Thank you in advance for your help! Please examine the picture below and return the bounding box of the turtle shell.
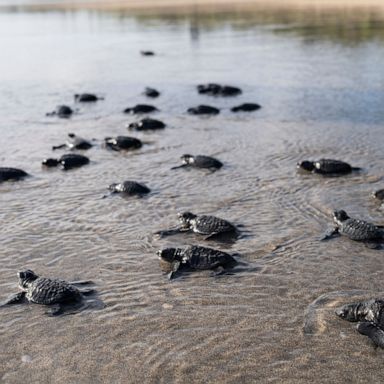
[192,155,223,169]
[0,168,29,182]
[339,218,383,241]
[314,159,352,174]
[25,277,81,305]
[191,215,236,235]
[60,154,89,170]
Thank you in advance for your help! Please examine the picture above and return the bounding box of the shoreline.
[4,0,384,13]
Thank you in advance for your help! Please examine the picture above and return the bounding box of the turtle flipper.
[46,304,63,316]
[357,322,384,349]
[52,144,66,150]
[167,261,181,280]
[364,242,381,250]
[351,167,362,172]
[170,164,188,170]
[69,280,94,286]
[1,292,26,306]
[79,288,95,296]
[320,227,339,241]
[210,266,226,276]
[154,228,183,238]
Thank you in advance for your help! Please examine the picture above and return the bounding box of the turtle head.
[156,248,179,262]
[297,161,315,172]
[177,212,197,229]
[18,270,38,290]
[180,154,194,165]
[333,210,349,224]
[68,133,76,138]
[42,158,59,167]
[335,303,359,322]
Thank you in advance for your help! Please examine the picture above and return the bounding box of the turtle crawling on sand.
[42,154,90,170]
[124,104,158,114]
[321,210,384,248]
[128,118,166,131]
[104,136,142,151]
[157,245,237,279]
[106,181,150,197]
[52,133,93,150]
[297,159,360,175]
[46,105,74,118]
[336,299,384,349]
[74,93,103,102]
[231,103,261,112]
[197,83,242,97]
[187,105,220,115]
[1,270,94,316]
[143,87,160,98]
[0,168,29,182]
[171,154,223,171]
[373,189,384,202]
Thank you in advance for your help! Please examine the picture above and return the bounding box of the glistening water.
[1,4,384,383]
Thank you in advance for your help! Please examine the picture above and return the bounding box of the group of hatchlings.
[1,58,384,349]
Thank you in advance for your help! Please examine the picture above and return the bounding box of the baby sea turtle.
[104,136,142,151]
[46,105,74,118]
[1,270,94,316]
[143,87,160,98]
[297,159,360,175]
[187,105,220,115]
[128,118,166,131]
[42,154,90,170]
[178,212,237,239]
[171,154,223,171]
[336,299,384,349]
[105,181,150,197]
[197,83,242,97]
[0,167,29,182]
[124,104,158,114]
[373,189,384,201]
[141,50,155,56]
[322,210,384,247]
[157,245,237,279]
[231,103,261,112]
[52,133,93,150]
[74,93,104,102]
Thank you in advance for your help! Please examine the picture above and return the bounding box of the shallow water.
[1,4,384,383]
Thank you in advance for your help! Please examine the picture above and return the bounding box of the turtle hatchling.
[42,154,90,170]
[52,133,93,150]
[104,136,142,151]
[231,103,261,112]
[123,104,158,114]
[106,180,150,197]
[178,212,237,239]
[143,87,160,98]
[1,270,94,316]
[46,105,74,118]
[157,245,237,279]
[336,299,384,349]
[0,167,29,182]
[297,159,360,175]
[373,189,384,202]
[74,93,104,102]
[187,105,220,115]
[171,154,223,171]
[128,118,166,131]
[197,83,242,97]
[322,210,384,247]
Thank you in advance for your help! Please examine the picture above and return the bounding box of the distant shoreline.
[4,0,384,13]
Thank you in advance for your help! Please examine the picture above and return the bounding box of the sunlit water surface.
[1,4,384,383]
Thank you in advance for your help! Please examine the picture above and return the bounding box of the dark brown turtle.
[143,87,160,98]
[42,154,90,170]
[74,93,104,102]
[297,159,360,175]
[46,105,74,118]
[0,168,29,182]
[187,105,220,115]
[124,104,158,114]
[127,118,166,131]
[231,103,261,112]
[52,133,93,150]
[104,136,142,151]
[157,245,237,279]
[197,83,242,97]
[104,181,150,198]
[171,154,223,171]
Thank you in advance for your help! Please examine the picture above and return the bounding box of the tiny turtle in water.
[42,154,90,170]
[231,103,261,112]
[46,105,74,118]
[297,159,360,175]
[52,133,93,150]
[0,168,29,182]
[124,104,158,114]
[171,154,223,171]
[105,181,150,197]
[143,87,160,98]
[157,245,237,279]
[321,210,384,248]
[74,93,104,102]
[128,118,166,131]
[197,83,242,97]
[1,270,94,316]
[373,189,384,201]
[104,136,142,151]
[187,105,220,115]
[178,212,237,239]
[141,50,155,56]
[336,299,384,349]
